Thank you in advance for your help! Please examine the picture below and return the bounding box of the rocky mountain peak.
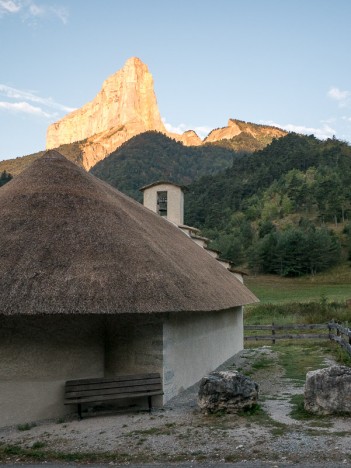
[204,119,287,144]
[46,57,166,168]
[45,58,287,170]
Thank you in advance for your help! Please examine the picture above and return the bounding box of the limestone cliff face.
[204,119,287,144]
[46,58,287,170]
[46,57,167,168]
[167,130,202,146]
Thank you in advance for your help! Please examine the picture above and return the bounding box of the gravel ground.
[0,346,350,466]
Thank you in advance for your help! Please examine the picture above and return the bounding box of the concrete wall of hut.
[0,316,105,428]
[162,307,243,402]
[104,314,163,375]
[104,314,164,408]
[0,310,243,426]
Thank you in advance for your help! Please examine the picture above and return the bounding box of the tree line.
[90,131,236,201]
[185,134,351,276]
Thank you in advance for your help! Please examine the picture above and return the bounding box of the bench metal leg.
[78,403,82,420]
[148,396,152,412]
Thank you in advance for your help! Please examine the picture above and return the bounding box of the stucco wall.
[0,309,243,425]
[162,307,243,402]
[142,183,184,225]
[104,314,164,408]
[0,316,105,428]
[104,314,163,376]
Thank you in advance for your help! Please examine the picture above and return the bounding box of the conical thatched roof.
[0,150,258,315]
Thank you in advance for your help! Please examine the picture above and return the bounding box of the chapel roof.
[139,180,187,192]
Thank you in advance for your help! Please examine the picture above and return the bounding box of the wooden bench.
[64,373,163,419]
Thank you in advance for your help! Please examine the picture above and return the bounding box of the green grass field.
[245,264,351,305]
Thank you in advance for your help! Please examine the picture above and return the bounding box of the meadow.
[245,264,351,305]
[244,265,351,367]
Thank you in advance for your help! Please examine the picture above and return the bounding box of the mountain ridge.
[90,131,237,201]
[45,57,287,169]
[204,118,287,145]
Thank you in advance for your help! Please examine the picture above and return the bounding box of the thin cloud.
[0,0,68,24]
[50,5,68,24]
[162,118,210,139]
[193,125,212,139]
[29,2,44,17]
[0,101,57,118]
[327,87,350,108]
[162,119,187,135]
[0,84,75,113]
[0,0,20,14]
[260,120,336,140]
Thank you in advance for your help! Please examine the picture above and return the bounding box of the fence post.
[272,322,275,345]
[328,321,332,341]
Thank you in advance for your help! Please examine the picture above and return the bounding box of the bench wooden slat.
[65,383,162,399]
[64,373,163,418]
[65,390,163,405]
[66,373,160,386]
[65,378,161,393]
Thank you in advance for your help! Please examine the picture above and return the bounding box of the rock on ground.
[198,370,259,414]
[304,365,351,415]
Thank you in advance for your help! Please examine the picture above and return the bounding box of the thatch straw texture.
[0,151,258,315]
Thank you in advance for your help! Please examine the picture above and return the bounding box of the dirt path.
[0,345,350,466]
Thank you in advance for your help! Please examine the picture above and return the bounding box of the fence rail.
[245,324,327,331]
[244,322,351,356]
[328,322,351,356]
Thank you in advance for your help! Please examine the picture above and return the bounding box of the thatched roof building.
[0,150,257,315]
[0,150,258,427]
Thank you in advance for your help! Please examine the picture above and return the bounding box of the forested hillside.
[90,131,236,201]
[185,134,351,276]
[2,129,350,277]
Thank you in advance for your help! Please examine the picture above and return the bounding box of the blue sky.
[1,0,350,160]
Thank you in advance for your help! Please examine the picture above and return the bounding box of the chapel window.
[157,191,167,217]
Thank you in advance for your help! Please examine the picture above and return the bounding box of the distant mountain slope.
[0,121,281,180]
[208,131,270,153]
[185,134,351,275]
[0,151,46,176]
[204,119,287,148]
[0,142,85,176]
[90,131,237,201]
[45,57,287,168]
[186,133,351,228]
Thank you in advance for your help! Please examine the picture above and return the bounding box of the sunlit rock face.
[204,119,287,144]
[46,58,287,170]
[167,129,202,146]
[46,57,167,168]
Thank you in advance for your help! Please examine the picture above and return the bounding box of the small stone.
[198,370,259,414]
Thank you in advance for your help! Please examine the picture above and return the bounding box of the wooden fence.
[328,322,351,356]
[244,322,351,356]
